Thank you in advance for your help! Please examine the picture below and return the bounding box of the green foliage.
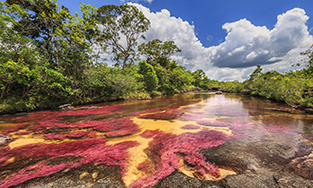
[138,39,181,68]
[237,65,313,108]
[153,61,194,94]
[192,69,212,90]
[138,60,158,92]
[300,44,313,68]
[96,4,150,68]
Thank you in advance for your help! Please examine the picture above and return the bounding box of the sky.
[60,0,313,81]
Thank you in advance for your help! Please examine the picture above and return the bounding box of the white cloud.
[126,4,313,81]
[121,0,154,4]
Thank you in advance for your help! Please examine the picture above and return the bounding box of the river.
[0,93,313,188]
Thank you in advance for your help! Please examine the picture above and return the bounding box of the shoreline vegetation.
[0,1,313,115]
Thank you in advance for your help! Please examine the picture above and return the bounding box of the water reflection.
[0,93,313,187]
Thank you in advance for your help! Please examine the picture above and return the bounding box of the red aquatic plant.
[0,138,139,188]
[131,130,228,188]
[28,118,140,139]
[60,105,124,116]
[44,131,98,140]
[139,112,180,120]
[1,124,30,135]
[14,131,30,135]
[196,120,229,127]
[181,124,201,130]
[92,118,137,132]
[4,105,125,125]
[140,129,162,138]
[0,162,68,188]
[44,133,66,140]
[0,138,108,166]
[137,160,154,175]
[130,108,163,116]
[65,131,98,139]
[27,120,71,130]
[178,113,206,121]
[106,126,140,138]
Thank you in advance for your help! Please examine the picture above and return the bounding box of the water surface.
[0,93,312,187]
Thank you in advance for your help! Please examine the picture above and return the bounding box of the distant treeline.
[215,64,313,109]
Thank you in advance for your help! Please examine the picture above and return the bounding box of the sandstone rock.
[76,106,99,110]
[59,104,75,111]
[215,91,223,94]
[286,152,313,180]
[0,134,11,145]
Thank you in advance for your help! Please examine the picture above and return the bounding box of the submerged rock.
[0,134,11,145]
[59,104,74,111]
[215,91,223,94]
[286,151,313,180]
[75,106,99,110]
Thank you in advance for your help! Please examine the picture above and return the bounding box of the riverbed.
[0,93,313,187]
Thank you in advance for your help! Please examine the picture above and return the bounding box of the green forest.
[1,0,313,114]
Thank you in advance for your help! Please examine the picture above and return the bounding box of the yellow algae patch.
[203,168,236,181]
[8,134,62,148]
[133,117,232,136]
[124,137,153,186]
[9,138,47,148]
[3,157,16,166]
[106,134,153,186]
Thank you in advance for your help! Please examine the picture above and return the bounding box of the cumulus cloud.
[210,8,311,69]
[121,0,153,4]
[129,3,207,70]
[127,4,313,80]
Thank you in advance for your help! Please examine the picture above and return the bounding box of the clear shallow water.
[0,93,312,187]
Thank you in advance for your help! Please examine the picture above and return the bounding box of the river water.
[0,93,312,187]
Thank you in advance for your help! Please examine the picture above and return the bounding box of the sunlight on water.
[0,93,312,188]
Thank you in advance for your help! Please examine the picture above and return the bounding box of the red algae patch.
[0,138,139,188]
[178,113,207,121]
[139,112,180,120]
[181,124,201,130]
[140,130,162,138]
[137,160,154,175]
[130,130,228,188]
[44,131,98,140]
[0,162,68,188]
[14,131,30,135]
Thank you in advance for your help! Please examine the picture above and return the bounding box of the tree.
[138,60,158,92]
[5,0,70,69]
[301,44,313,68]
[249,65,263,81]
[138,39,181,68]
[96,4,150,68]
[192,69,210,90]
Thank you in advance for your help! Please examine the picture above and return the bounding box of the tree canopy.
[96,4,150,68]
[138,39,181,68]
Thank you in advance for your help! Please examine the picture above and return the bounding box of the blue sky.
[60,0,313,81]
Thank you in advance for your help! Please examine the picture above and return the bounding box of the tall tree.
[96,4,150,68]
[6,0,70,69]
[301,44,313,69]
[138,39,181,68]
